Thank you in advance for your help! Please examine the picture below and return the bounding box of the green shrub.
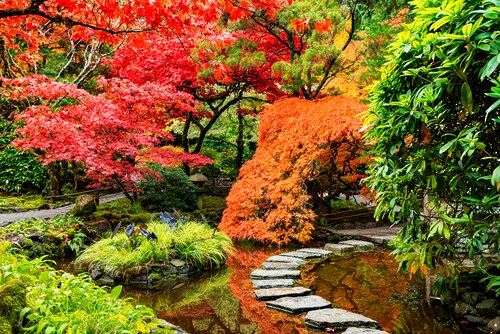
[138,166,197,212]
[0,215,88,257]
[0,251,175,334]
[76,221,233,272]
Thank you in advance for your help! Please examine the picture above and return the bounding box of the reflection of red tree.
[227,248,308,334]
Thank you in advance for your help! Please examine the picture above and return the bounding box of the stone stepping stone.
[339,240,375,251]
[265,255,306,264]
[252,279,295,289]
[305,308,381,331]
[266,295,331,315]
[254,287,311,301]
[343,328,390,334]
[324,243,355,255]
[261,262,302,270]
[296,248,333,256]
[250,269,301,280]
[280,251,323,259]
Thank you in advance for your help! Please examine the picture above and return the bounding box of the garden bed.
[76,218,233,289]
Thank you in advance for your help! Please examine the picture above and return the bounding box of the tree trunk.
[114,178,134,205]
[48,161,62,197]
[182,112,192,153]
[235,114,245,169]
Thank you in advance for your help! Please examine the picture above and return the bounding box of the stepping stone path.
[250,269,301,279]
[267,295,331,315]
[254,287,311,301]
[306,308,382,330]
[250,241,390,333]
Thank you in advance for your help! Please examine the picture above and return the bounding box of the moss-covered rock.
[70,194,97,217]
[0,316,13,334]
[0,279,27,333]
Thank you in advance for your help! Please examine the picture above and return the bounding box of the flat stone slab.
[305,308,381,330]
[261,262,302,270]
[343,328,389,334]
[279,251,323,259]
[324,243,355,255]
[296,248,333,256]
[339,240,375,251]
[254,287,311,301]
[250,269,301,280]
[265,255,306,264]
[266,295,331,315]
[252,279,295,289]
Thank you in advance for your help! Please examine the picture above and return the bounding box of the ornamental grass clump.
[75,220,233,273]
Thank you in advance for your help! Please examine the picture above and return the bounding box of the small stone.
[365,223,377,229]
[343,328,390,334]
[254,287,311,301]
[355,223,366,229]
[252,279,295,289]
[266,255,306,264]
[261,262,302,270]
[280,251,323,259]
[488,316,500,334]
[94,276,114,286]
[454,302,474,316]
[296,248,333,256]
[250,269,301,280]
[266,295,331,315]
[305,308,381,330]
[464,315,490,326]
[324,243,355,255]
[170,259,186,268]
[339,240,375,251]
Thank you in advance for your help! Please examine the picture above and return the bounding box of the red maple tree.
[1,74,212,199]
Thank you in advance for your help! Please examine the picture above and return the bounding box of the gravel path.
[0,193,126,226]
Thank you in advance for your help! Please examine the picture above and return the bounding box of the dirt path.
[0,193,126,226]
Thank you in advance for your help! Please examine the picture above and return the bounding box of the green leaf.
[439,138,456,154]
[481,54,500,80]
[491,165,500,191]
[110,285,123,299]
[461,82,473,113]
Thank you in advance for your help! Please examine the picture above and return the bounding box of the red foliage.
[1,74,212,187]
[220,96,369,245]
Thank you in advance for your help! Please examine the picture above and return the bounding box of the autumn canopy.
[220,96,368,245]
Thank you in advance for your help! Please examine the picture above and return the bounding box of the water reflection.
[124,246,464,334]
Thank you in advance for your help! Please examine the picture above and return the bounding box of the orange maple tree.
[219,96,368,244]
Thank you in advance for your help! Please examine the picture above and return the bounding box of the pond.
[111,245,470,334]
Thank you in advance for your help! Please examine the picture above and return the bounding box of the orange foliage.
[220,96,369,245]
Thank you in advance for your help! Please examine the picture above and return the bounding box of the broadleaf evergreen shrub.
[138,165,197,212]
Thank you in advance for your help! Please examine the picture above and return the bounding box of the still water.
[121,246,467,334]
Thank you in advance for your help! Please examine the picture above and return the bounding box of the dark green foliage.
[0,215,88,257]
[0,115,47,193]
[366,0,500,295]
[138,166,197,212]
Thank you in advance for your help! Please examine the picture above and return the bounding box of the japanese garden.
[0,0,498,333]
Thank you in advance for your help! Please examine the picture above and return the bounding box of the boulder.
[70,194,97,217]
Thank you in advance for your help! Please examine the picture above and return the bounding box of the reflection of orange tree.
[227,248,308,334]
[313,251,412,332]
[220,96,369,245]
